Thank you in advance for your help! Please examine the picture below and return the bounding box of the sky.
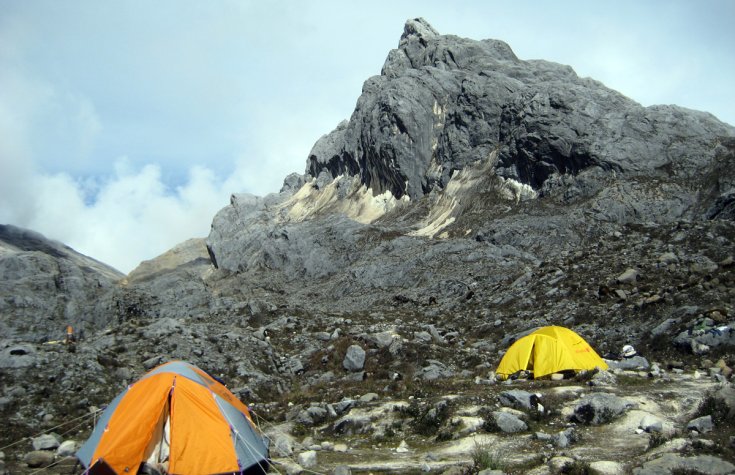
[1,1,733,273]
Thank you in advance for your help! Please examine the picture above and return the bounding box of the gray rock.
[413,331,433,343]
[651,318,679,337]
[617,268,639,284]
[0,345,38,369]
[710,385,735,419]
[590,370,617,386]
[142,355,165,370]
[271,433,296,457]
[333,466,352,475]
[0,225,123,341]
[368,331,396,349]
[573,393,634,424]
[554,427,578,448]
[632,453,735,475]
[306,406,328,424]
[333,413,372,435]
[607,356,650,371]
[297,450,317,468]
[639,415,664,433]
[588,461,625,475]
[32,433,61,451]
[427,324,446,344]
[56,440,78,457]
[687,415,714,433]
[141,317,183,339]
[333,399,356,415]
[488,411,527,433]
[342,345,366,372]
[417,361,454,381]
[498,389,540,411]
[23,450,54,468]
[359,393,379,403]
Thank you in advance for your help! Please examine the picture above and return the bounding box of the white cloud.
[17,160,234,274]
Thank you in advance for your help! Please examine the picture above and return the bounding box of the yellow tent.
[496,326,608,379]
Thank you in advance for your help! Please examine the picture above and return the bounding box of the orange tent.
[77,361,269,474]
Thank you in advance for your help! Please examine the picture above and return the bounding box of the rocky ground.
[1,217,735,474]
[2,17,735,475]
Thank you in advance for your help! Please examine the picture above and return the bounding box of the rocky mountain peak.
[400,17,439,42]
[309,19,734,202]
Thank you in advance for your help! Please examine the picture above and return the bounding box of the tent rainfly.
[495,326,608,379]
[77,361,269,475]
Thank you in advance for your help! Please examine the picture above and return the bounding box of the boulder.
[23,450,54,468]
[56,440,78,457]
[297,450,317,468]
[333,414,372,435]
[710,385,735,419]
[498,389,540,411]
[616,268,639,284]
[553,428,578,448]
[572,393,634,424]
[32,433,61,451]
[687,415,713,433]
[639,414,664,433]
[417,360,454,380]
[632,453,735,475]
[359,393,379,403]
[488,411,527,433]
[333,466,352,475]
[342,345,366,372]
[589,460,625,475]
[607,356,650,370]
[590,370,617,386]
[271,433,296,456]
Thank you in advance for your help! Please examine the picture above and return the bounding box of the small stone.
[396,440,409,453]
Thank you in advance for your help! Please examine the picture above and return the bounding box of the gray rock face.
[573,393,634,425]
[206,192,365,276]
[307,18,733,205]
[0,225,123,341]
